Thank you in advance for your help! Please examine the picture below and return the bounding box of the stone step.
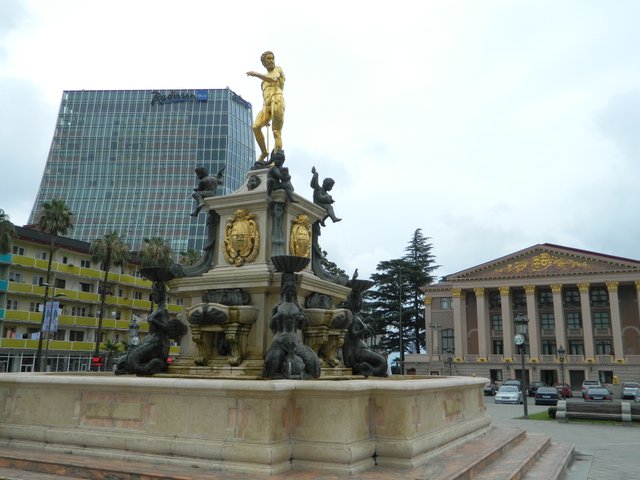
[473,432,550,480]
[418,426,527,479]
[523,441,575,480]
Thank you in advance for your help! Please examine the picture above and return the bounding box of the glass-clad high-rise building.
[29,88,255,253]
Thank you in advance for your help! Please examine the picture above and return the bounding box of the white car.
[495,385,523,404]
[621,382,639,400]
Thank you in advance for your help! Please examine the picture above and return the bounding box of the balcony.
[594,328,611,336]
[567,328,583,336]
[0,253,11,264]
[541,328,555,336]
[491,329,503,337]
[0,279,7,292]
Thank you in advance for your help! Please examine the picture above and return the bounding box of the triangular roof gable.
[446,244,640,281]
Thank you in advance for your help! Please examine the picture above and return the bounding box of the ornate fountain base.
[0,373,489,475]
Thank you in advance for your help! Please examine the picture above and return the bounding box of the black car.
[484,382,497,396]
[534,386,560,405]
[528,381,545,397]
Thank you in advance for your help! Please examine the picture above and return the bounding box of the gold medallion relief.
[223,209,260,266]
[289,214,312,258]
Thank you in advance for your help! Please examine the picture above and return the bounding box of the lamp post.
[447,348,454,376]
[558,346,566,399]
[513,313,529,419]
[34,281,52,372]
[397,271,404,375]
[42,282,66,372]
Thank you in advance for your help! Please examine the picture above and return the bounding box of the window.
[492,340,503,355]
[71,306,87,317]
[541,340,556,355]
[133,291,143,300]
[490,314,502,332]
[490,369,503,382]
[441,328,454,353]
[590,287,608,306]
[69,330,84,342]
[593,312,610,329]
[540,313,555,330]
[569,341,584,355]
[563,288,580,307]
[9,272,22,282]
[176,298,184,306]
[599,371,613,384]
[39,251,48,260]
[55,278,66,289]
[32,276,44,286]
[12,246,25,255]
[513,291,526,308]
[6,299,18,310]
[62,256,68,264]
[566,312,582,329]
[29,302,41,312]
[538,290,553,307]
[439,297,451,310]
[80,259,91,268]
[595,340,612,355]
[80,282,94,293]
[489,291,501,309]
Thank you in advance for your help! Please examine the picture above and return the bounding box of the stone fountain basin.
[305,308,351,328]
[188,303,259,325]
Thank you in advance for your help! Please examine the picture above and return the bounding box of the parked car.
[534,386,561,406]
[528,381,545,397]
[502,379,522,391]
[635,389,640,403]
[581,379,601,398]
[621,382,640,400]
[484,381,498,396]
[583,386,613,401]
[495,385,523,404]
[554,383,573,398]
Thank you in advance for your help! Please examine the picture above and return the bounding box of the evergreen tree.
[364,229,438,369]
[402,229,439,352]
[0,209,17,254]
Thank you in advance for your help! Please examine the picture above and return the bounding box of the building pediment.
[446,244,640,281]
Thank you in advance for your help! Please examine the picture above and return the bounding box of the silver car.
[621,382,639,400]
[495,385,523,404]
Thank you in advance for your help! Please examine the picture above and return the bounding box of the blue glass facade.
[29,88,254,253]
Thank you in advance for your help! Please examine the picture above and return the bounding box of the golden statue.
[247,51,285,162]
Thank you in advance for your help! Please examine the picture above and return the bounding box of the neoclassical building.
[406,244,640,387]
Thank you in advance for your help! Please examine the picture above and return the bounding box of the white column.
[551,284,567,356]
[474,288,489,359]
[525,285,540,359]
[578,283,595,359]
[424,297,435,357]
[500,286,513,360]
[607,281,624,361]
[452,288,466,357]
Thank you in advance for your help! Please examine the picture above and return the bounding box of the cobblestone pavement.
[484,397,640,480]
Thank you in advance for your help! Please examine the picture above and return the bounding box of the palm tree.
[140,237,174,268]
[179,249,201,266]
[90,231,130,358]
[35,199,74,371]
[0,208,17,254]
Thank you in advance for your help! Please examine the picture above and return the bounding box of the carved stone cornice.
[524,285,536,295]
[499,286,510,296]
[473,288,485,297]
[578,283,590,293]
[550,284,563,294]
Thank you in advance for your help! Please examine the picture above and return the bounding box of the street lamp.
[397,270,404,375]
[513,313,529,419]
[34,280,52,372]
[447,348,454,376]
[557,345,566,399]
[42,282,66,372]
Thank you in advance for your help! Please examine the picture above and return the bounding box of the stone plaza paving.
[485,397,640,480]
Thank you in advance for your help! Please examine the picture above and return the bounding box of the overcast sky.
[1,0,639,281]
